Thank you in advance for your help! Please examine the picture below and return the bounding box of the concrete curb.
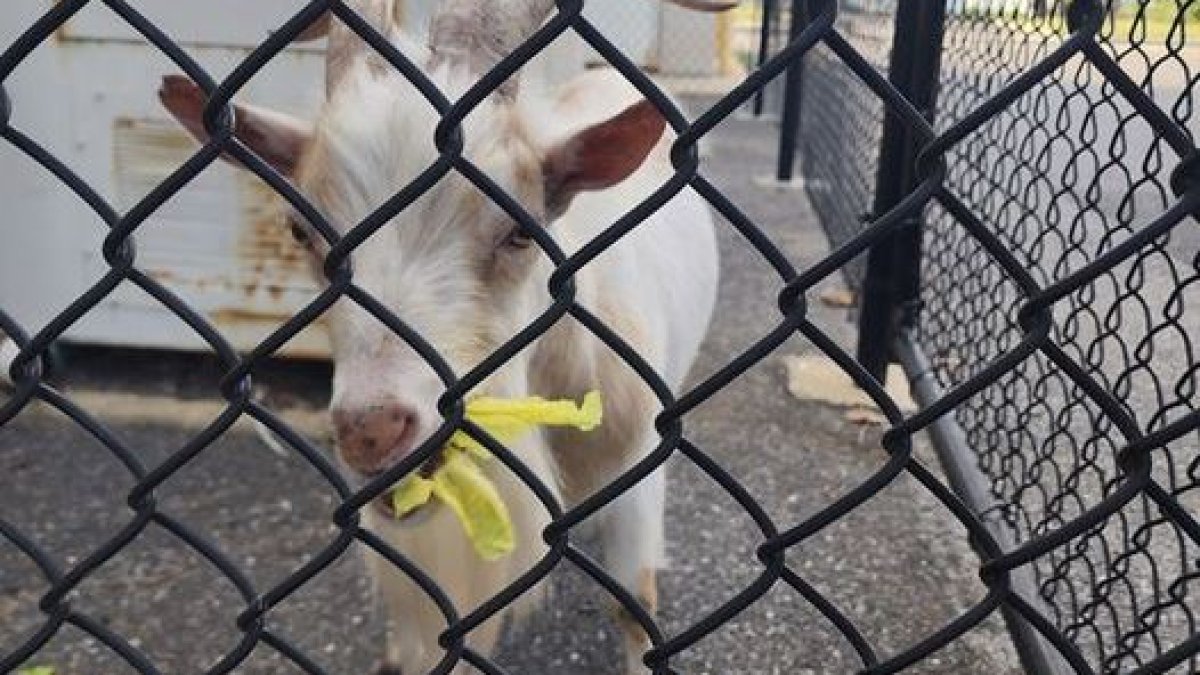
[22,388,331,439]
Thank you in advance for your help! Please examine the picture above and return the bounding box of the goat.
[159,1,725,672]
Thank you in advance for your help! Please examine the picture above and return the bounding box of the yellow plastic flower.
[391,392,603,560]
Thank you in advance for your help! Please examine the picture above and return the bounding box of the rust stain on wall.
[111,115,329,357]
[234,173,324,302]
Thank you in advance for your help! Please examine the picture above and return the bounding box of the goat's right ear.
[158,75,313,177]
[541,99,667,218]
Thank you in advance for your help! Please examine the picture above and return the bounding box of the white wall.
[658,4,719,77]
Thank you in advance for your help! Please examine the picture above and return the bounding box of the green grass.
[956,0,1198,42]
[1109,0,1199,42]
[726,1,1197,49]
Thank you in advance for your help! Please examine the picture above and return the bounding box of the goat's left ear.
[159,75,313,177]
[542,99,667,216]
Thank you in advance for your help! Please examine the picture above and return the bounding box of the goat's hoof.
[372,663,403,675]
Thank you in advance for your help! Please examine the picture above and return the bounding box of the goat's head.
[161,0,734,485]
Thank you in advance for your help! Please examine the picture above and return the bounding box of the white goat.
[160,2,724,672]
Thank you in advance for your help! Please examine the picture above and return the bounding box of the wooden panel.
[59,0,320,50]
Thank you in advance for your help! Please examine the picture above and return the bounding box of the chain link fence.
[794,0,894,289]
[912,1,1200,672]
[747,0,896,290]
[794,0,1200,672]
[582,1,737,77]
[1,1,1198,674]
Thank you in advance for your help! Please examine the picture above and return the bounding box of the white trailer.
[0,1,724,359]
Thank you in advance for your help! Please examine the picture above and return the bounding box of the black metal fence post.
[791,0,1200,671]
[855,0,946,382]
[773,0,806,181]
[750,0,778,116]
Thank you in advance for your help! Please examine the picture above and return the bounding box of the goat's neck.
[525,213,601,400]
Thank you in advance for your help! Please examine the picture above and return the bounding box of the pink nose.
[331,401,418,475]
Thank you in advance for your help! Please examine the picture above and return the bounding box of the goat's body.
[365,69,718,674]
[161,6,722,667]
[535,107,719,499]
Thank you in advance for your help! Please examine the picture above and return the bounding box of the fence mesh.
[915,1,1200,672]
[0,1,1197,675]
[795,0,895,290]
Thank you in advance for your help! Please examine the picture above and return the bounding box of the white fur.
[0,337,17,385]
[185,14,719,675]
[311,56,719,675]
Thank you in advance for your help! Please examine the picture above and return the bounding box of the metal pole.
[751,0,777,116]
[774,0,805,182]
[856,0,946,382]
[896,331,1077,675]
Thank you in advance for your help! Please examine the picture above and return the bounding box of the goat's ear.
[542,99,666,216]
[158,75,312,177]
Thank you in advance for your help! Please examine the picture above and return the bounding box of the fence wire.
[795,0,895,290]
[914,1,1200,673]
[0,2,1197,675]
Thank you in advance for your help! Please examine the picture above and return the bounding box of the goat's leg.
[370,553,461,675]
[369,549,507,675]
[602,464,667,674]
[364,509,509,675]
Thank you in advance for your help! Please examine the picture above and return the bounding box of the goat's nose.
[331,401,419,475]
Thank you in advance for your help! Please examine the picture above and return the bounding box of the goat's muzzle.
[332,399,419,477]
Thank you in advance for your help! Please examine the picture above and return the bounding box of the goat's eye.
[500,225,533,250]
[287,218,310,245]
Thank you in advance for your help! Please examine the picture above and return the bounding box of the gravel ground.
[1,102,1024,674]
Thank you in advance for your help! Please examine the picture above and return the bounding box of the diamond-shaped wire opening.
[3,0,1199,674]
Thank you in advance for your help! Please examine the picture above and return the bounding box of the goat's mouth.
[370,496,440,527]
[366,451,448,520]
[372,497,396,518]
